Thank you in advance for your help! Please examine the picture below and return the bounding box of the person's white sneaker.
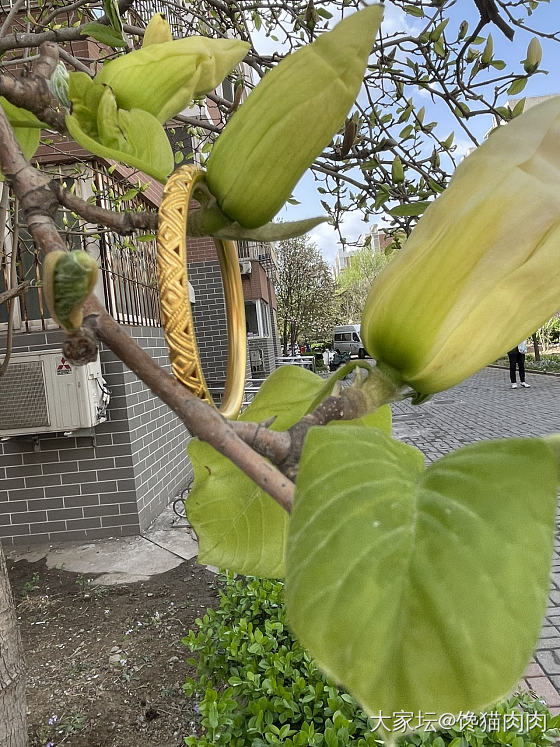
[511,383,518,389]
[521,382,531,388]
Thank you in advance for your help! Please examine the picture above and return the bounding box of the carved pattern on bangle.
[157,165,246,419]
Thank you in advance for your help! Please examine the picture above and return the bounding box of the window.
[245,300,270,338]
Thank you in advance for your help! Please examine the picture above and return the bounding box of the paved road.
[391,366,560,711]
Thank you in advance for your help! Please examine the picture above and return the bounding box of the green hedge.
[183,574,559,746]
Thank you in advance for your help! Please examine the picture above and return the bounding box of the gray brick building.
[0,173,279,547]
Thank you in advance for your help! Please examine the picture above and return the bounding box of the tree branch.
[0,97,296,514]
[0,42,66,133]
[49,181,159,234]
[0,282,29,307]
[473,0,515,40]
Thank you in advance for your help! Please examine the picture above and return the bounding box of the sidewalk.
[392,366,560,713]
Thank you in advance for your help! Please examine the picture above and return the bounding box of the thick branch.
[0,42,66,133]
[232,364,406,481]
[473,0,515,40]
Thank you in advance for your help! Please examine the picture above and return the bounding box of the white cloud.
[382,2,423,36]
[309,211,377,267]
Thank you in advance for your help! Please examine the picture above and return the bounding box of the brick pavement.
[390,366,560,712]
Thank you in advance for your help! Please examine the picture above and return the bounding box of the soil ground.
[7,555,218,746]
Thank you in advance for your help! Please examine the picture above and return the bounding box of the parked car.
[333,324,367,358]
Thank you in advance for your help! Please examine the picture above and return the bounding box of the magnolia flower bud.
[142,13,173,46]
[524,37,542,74]
[95,36,249,123]
[43,251,98,331]
[361,95,560,396]
[206,5,384,229]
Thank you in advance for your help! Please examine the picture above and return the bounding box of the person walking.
[508,340,530,389]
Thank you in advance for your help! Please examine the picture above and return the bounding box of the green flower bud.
[94,36,249,124]
[43,250,98,331]
[142,13,173,46]
[481,34,493,65]
[361,95,560,396]
[391,154,404,183]
[48,62,70,109]
[524,37,542,74]
[206,5,384,229]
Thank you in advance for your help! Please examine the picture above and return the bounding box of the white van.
[333,324,367,358]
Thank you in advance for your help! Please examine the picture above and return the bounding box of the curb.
[488,364,560,378]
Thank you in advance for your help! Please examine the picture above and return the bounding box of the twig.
[0,0,138,53]
[49,181,158,234]
[0,282,29,307]
[0,0,27,39]
[58,46,92,75]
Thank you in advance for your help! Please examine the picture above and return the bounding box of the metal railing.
[95,168,161,327]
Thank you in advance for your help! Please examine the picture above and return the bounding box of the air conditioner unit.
[239,260,252,275]
[0,350,110,437]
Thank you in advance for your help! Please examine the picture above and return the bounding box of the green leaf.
[80,21,127,47]
[329,405,391,434]
[187,366,326,578]
[0,96,46,129]
[508,77,528,95]
[187,439,288,578]
[0,97,44,177]
[103,0,123,33]
[286,429,557,718]
[240,366,325,429]
[66,76,173,182]
[210,216,329,242]
[404,5,424,17]
[389,201,431,217]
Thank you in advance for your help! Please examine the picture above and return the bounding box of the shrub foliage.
[183,574,559,746]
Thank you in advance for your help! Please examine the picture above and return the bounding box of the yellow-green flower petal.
[361,95,560,395]
[95,36,249,123]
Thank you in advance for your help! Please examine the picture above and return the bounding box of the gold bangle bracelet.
[157,165,246,419]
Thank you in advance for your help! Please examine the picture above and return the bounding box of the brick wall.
[0,327,192,547]
[189,260,229,387]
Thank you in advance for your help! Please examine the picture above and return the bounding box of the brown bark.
[532,333,541,362]
[0,545,27,747]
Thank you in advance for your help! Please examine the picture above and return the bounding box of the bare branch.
[49,181,159,234]
[0,42,66,133]
[0,282,29,307]
[0,0,27,39]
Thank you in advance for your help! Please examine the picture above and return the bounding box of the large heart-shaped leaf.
[286,427,558,719]
[187,366,327,578]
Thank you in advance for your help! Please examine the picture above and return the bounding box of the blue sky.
[270,1,560,264]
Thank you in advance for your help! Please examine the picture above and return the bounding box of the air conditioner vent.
[0,350,109,436]
[0,361,49,430]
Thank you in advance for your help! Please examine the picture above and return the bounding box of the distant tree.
[275,237,337,355]
[336,243,396,323]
